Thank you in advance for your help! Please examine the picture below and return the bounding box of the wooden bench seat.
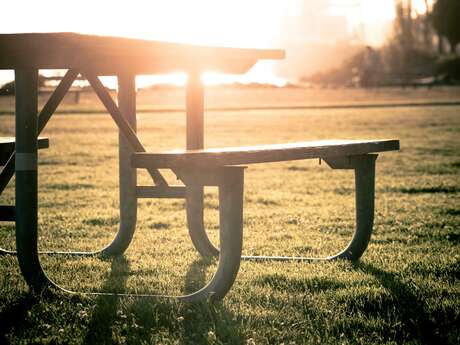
[132,139,400,169]
[0,136,49,165]
[131,138,399,265]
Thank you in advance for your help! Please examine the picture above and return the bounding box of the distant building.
[281,0,349,45]
[276,0,360,82]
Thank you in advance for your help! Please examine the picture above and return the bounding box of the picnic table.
[0,33,399,301]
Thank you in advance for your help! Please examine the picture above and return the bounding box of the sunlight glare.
[0,0,288,86]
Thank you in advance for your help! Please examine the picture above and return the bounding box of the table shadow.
[180,257,244,344]
[82,255,243,344]
[354,261,452,344]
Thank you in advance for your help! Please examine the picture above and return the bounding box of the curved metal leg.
[186,186,219,257]
[18,165,244,302]
[40,73,138,257]
[184,72,219,258]
[326,154,376,260]
[5,73,138,259]
[100,73,137,256]
[187,154,377,262]
[179,167,244,301]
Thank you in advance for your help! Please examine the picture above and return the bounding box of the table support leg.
[101,73,138,256]
[185,72,218,256]
[15,68,50,292]
[15,165,244,301]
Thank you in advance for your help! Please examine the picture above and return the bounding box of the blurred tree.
[423,0,432,49]
[0,75,47,96]
[394,0,414,50]
[431,0,460,54]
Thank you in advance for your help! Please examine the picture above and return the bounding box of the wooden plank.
[38,69,79,133]
[132,139,400,169]
[84,72,167,186]
[0,137,49,152]
[0,33,284,75]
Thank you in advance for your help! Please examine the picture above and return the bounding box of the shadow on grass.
[83,256,243,344]
[354,262,456,344]
[84,256,130,345]
[0,294,37,344]
[395,186,460,194]
[255,273,346,293]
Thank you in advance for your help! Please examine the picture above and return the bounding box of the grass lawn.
[0,87,459,344]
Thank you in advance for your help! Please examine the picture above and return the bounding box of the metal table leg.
[1,70,78,256]
[16,162,244,301]
[15,68,50,292]
[12,70,244,300]
[176,166,245,301]
[184,72,219,257]
[100,73,138,256]
[2,71,138,258]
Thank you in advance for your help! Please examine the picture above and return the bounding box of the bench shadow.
[83,256,130,345]
[354,262,453,344]
[122,256,244,344]
[180,257,244,344]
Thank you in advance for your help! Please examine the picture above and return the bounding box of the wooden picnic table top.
[0,33,284,75]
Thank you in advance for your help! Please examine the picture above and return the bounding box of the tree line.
[306,0,460,87]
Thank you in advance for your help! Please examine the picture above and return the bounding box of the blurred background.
[0,0,459,90]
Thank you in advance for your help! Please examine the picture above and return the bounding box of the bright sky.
[0,0,430,86]
[330,0,395,24]
[0,0,286,47]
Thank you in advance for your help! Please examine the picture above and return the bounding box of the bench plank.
[132,139,400,169]
[0,137,49,165]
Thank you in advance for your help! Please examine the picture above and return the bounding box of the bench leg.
[242,154,377,261]
[12,72,139,295]
[184,72,220,257]
[186,155,377,262]
[326,154,377,260]
[186,186,219,257]
[179,167,244,301]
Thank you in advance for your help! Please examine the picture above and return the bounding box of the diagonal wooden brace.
[83,71,167,186]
